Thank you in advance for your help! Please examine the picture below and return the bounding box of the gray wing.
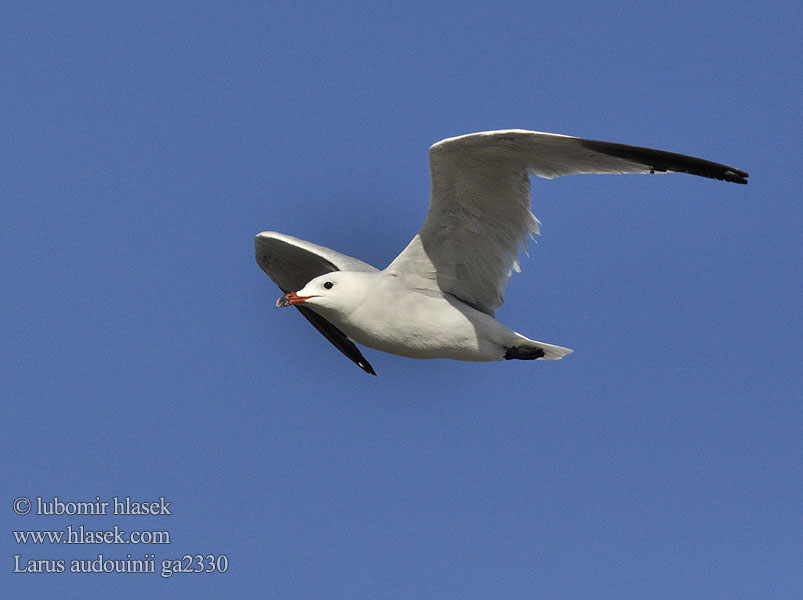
[255,231,379,375]
[386,130,749,315]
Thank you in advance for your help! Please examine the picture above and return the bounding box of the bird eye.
[323,281,334,289]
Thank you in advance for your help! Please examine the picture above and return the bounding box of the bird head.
[276,271,372,317]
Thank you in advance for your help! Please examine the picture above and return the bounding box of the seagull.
[256,130,748,375]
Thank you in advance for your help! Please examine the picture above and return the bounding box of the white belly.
[322,291,512,361]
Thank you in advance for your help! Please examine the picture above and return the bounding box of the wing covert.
[386,130,748,314]
[255,232,378,375]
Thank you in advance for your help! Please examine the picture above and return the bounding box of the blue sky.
[2,2,800,598]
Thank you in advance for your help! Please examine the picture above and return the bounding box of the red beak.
[276,292,315,308]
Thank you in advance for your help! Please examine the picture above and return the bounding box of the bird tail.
[505,334,573,360]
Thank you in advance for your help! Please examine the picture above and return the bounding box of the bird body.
[279,270,568,362]
[256,130,748,375]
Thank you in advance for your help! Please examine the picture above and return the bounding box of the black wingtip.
[294,305,378,376]
[722,169,749,185]
[360,361,377,376]
[580,139,749,185]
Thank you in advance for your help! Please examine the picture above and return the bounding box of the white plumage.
[256,130,748,375]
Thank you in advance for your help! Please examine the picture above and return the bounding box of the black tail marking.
[504,346,546,360]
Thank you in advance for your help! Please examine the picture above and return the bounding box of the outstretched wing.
[255,231,379,375]
[386,130,748,315]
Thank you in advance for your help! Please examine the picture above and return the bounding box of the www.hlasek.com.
[12,495,228,578]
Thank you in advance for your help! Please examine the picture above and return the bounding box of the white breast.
[324,282,513,361]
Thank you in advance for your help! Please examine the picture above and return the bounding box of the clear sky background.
[3,2,800,598]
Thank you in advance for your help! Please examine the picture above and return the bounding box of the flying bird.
[255,130,748,375]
